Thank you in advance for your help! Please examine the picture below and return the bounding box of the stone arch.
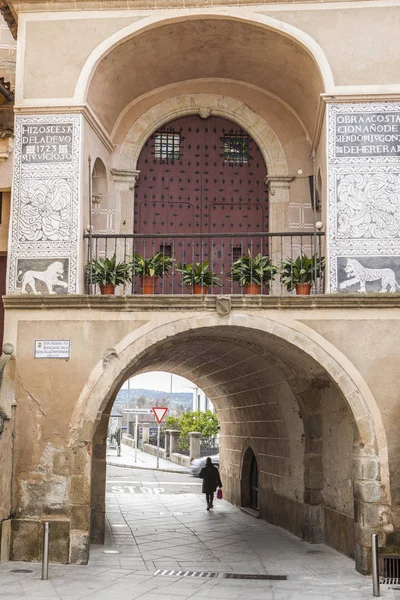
[68,313,390,572]
[68,313,389,499]
[113,94,287,176]
[112,93,289,234]
[75,11,335,104]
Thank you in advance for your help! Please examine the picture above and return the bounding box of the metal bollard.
[41,521,50,581]
[371,533,380,597]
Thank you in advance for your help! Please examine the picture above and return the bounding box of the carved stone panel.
[8,114,81,294]
[328,103,400,292]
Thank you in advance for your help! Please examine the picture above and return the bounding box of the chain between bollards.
[371,533,380,597]
[41,521,50,581]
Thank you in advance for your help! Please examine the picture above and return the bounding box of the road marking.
[106,481,200,485]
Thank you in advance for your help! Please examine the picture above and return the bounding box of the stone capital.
[110,168,140,189]
[265,174,294,195]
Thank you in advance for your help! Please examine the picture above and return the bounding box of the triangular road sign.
[152,406,168,424]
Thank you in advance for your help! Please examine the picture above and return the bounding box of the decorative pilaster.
[110,168,140,235]
[8,114,81,294]
[264,174,293,232]
[327,102,400,293]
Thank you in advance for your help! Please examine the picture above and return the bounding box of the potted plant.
[87,255,132,295]
[132,252,174,294]
[227,250,278,294]
[176,261,221,294]
[280,253,325,295]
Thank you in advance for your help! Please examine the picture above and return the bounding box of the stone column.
[264,175,293,295]
[327,101,400,294]
[169,430,180,456]
[142,423,150,445]
[189,431,202,460]
[8,114,82,294]
[164,429,171,457]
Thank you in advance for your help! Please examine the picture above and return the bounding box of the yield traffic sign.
[152,406,168,424]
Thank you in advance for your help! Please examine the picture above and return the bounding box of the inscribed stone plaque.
[335,112,400,158]
[21,123,73,164]
[328,103,400,293]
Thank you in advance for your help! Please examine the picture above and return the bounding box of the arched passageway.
[69,316,388,574]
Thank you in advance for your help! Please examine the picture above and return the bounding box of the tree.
[164,410,219,451]
[136,394,147,408]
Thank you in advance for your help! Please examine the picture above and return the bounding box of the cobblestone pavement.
[1,466,399,600]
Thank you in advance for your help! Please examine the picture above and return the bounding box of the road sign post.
[152,407,169,469]
[157,423,160,469]
[135,414,139,462]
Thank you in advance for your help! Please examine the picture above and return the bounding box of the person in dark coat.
[199,457,222,510]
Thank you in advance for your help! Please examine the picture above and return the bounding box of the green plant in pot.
[87,255,132,295]
[132,252,174,294]
[227,250,278,294]
[176,261,221,294]
[280,253,325,295]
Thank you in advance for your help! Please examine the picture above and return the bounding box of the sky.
[121,371,198,393]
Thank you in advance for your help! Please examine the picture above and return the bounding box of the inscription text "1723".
[21,123,73,163]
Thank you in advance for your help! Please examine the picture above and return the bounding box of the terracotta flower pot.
[193,284,207,295]
[99,284,115,295]
[296,283,311,295]
[141,275,157,294]
[244,283,261,295]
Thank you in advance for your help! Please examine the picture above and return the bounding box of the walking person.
[200,457,222,510]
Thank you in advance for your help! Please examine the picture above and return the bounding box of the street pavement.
[106,443,189,473]
[1,460,400,599]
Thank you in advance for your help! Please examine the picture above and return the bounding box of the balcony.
[84,231,325,296]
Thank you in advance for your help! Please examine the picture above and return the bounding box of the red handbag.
[217,488,223,500]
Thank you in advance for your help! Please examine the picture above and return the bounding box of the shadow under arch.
[75,11,334,105]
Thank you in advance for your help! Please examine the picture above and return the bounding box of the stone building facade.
[0,0,400,575]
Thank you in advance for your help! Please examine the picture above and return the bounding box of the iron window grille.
[223,133,250,164]
[154,132,181,161]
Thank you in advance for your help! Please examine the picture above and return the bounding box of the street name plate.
[123,408,153,414]
[34,340,70,359]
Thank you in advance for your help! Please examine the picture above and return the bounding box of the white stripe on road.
[106,481,200,485]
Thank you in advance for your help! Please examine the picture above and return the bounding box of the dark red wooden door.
[134,115,268,292]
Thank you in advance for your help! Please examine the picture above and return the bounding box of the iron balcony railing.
[84,231,325,296]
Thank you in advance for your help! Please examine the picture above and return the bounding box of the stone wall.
[0,297,395,571]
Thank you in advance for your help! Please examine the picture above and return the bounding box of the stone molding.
[110,168,140,189]
[114,94,288,176]
[5,293,400,311]
[265,175,294,195]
